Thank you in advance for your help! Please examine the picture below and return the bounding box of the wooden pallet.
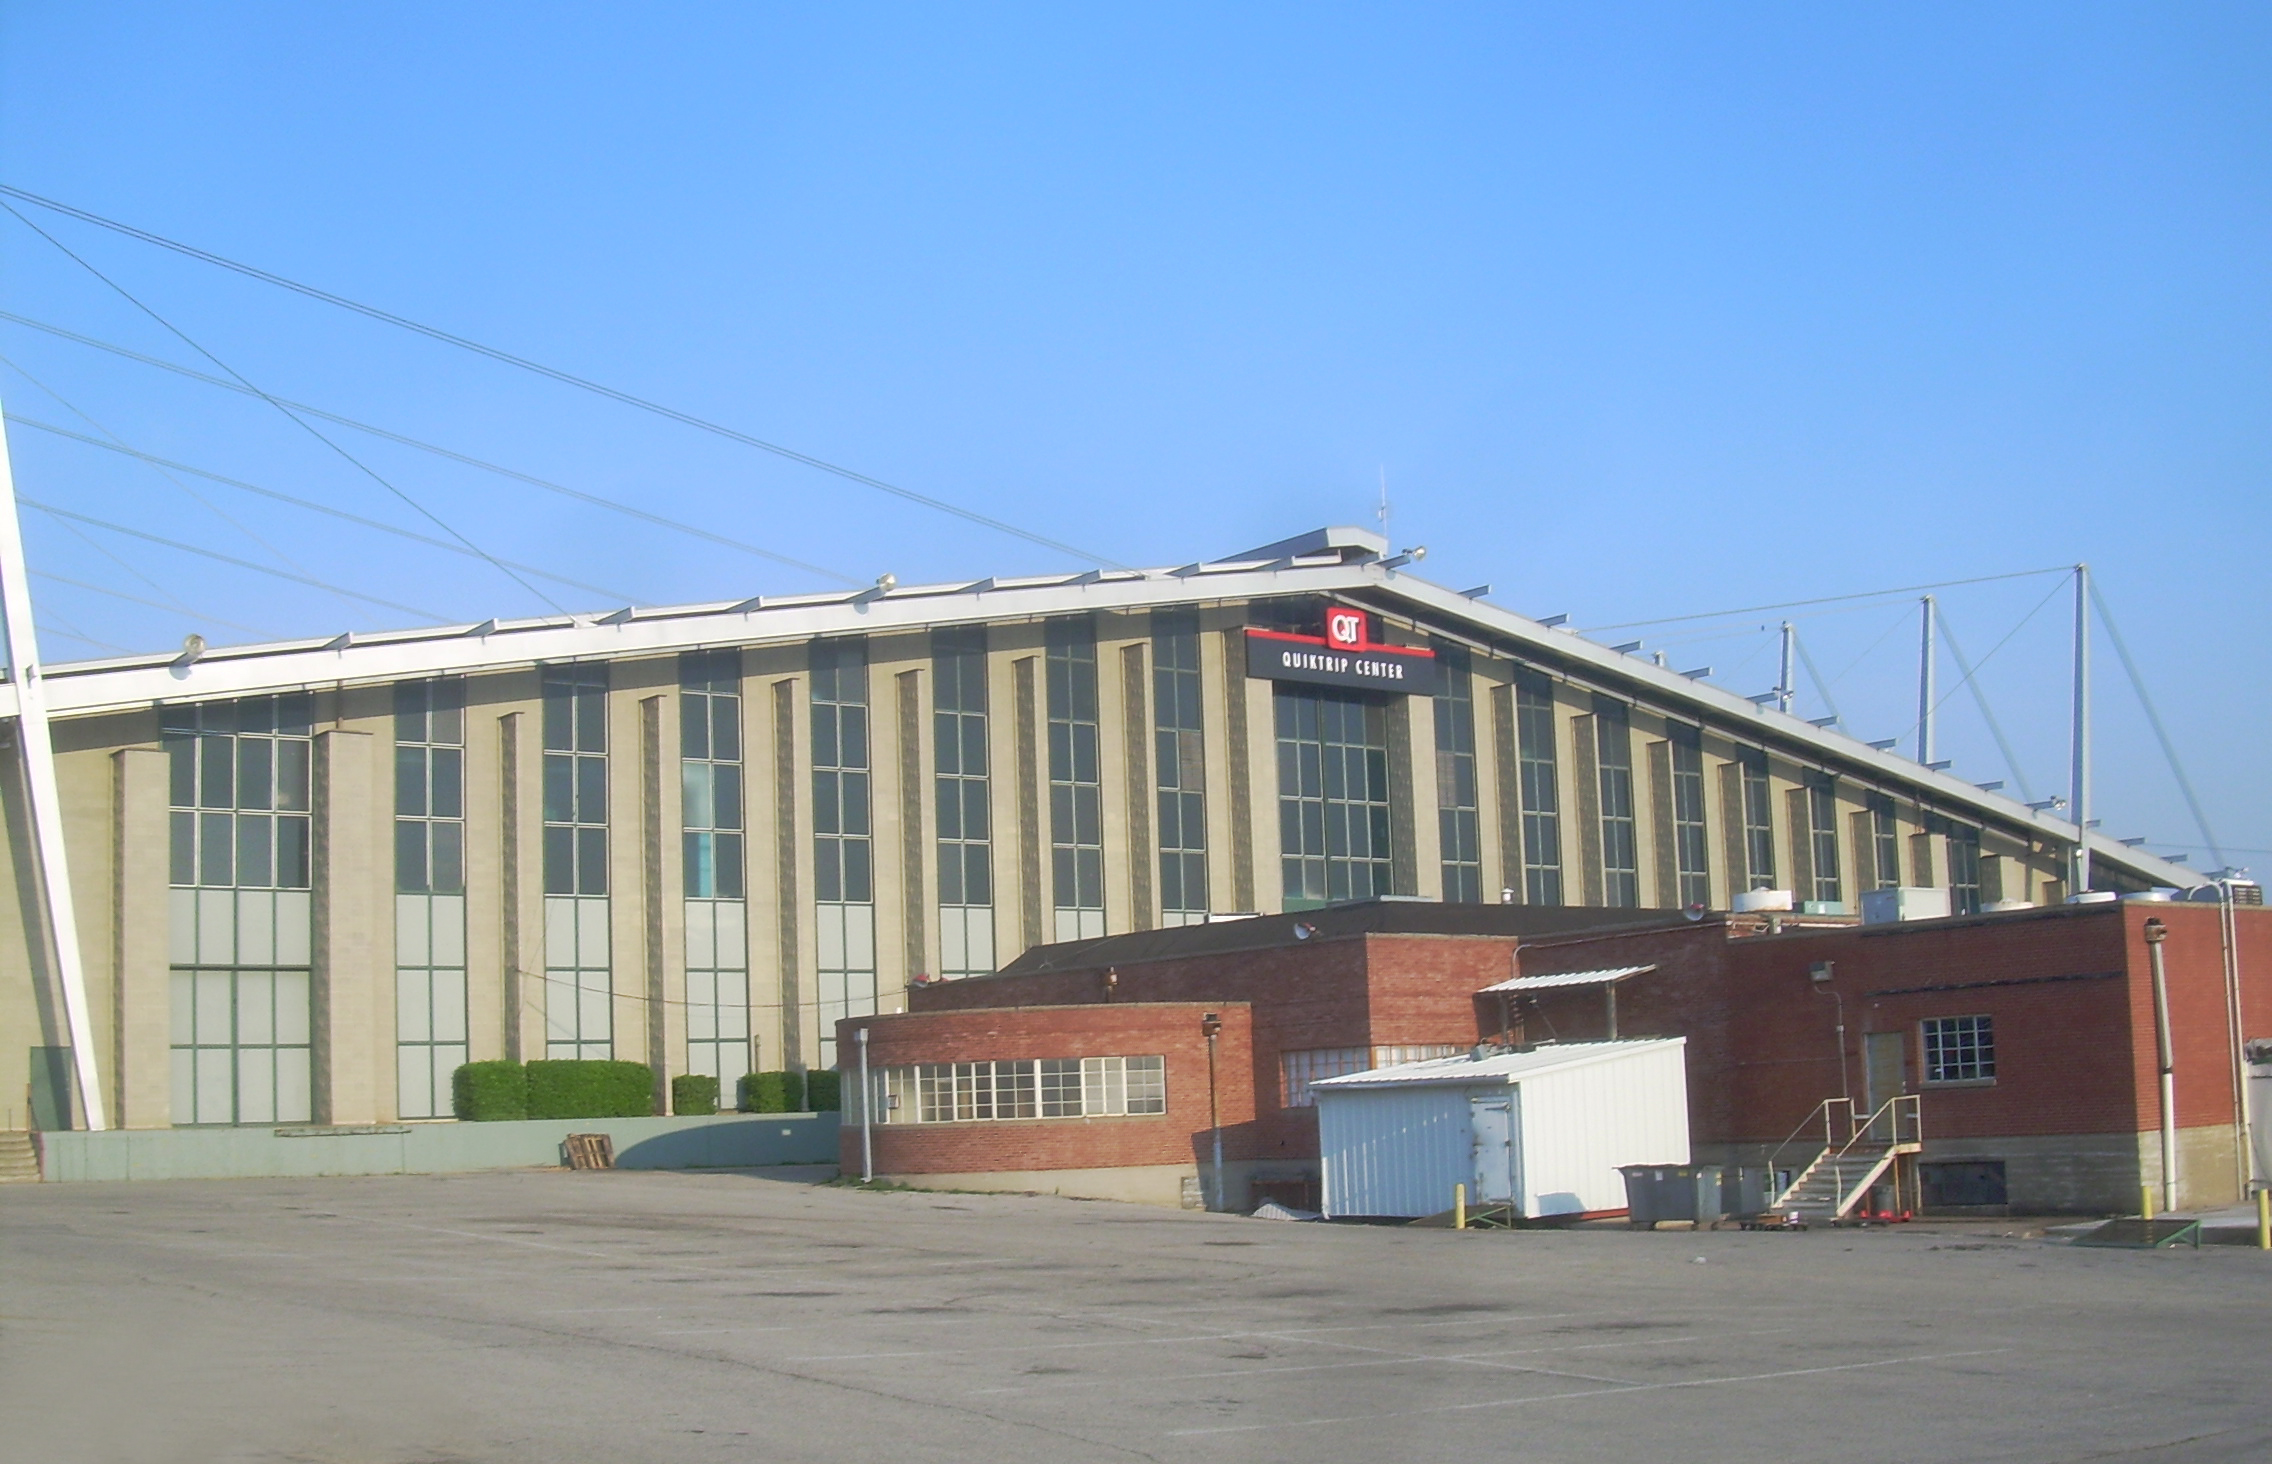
[564,1133,615,1170]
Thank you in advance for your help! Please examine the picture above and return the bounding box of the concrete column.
[640,695,671,1109]
[110,748,170,1128]
[314,728,381,1125]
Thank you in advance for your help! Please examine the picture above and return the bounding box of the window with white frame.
[1922,1015,1995,1083]
[1281,1044,1464,1107]
[873,1056,1165,1123]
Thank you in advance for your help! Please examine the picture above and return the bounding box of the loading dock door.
[1469,1094,1517,1206]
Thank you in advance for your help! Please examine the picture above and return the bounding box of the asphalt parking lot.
[4,1168,2267,1464]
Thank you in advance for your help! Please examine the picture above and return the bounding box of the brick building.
[839,897,2269,1214]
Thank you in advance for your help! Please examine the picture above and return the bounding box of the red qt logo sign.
[1325,609,1366,650]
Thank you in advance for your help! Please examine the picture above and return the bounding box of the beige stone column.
[110,748,170,1128]
[314,728,380,1125]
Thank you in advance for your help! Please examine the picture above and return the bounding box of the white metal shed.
[1312,1039,1690,1220]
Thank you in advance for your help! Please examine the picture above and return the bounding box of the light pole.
[1809,962,1849,1105]
[856,1025,874,1185]
[1201,1011,1224,1212]
[2144,918,2176,1211]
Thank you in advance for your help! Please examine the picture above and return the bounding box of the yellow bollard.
[2257,1188,2268,1252]
[2141,1184,2156,1221]
[1454,1182,1467,1231]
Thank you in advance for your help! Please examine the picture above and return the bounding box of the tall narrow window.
[1046,618,1104,940]
[1669,723,1710,909]
[394,679,466,1120]
[542,663,611,1060]
[1152,611,1209,925]
[165,695,314,1126]
[1806,773,1843,905]
[933,626,994,976]
[1433,644,1481,903]
[1514,673,1562,905]
[1869,793,1900,890]
[681,651,749,1082]
[812,638,875,1064]
[1946,822,1982,915]
[1277,687,1393,907]
[1739,746,1777,891]
[1593,697,1639,907]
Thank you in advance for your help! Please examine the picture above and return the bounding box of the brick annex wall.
[835,1003,1255,1177]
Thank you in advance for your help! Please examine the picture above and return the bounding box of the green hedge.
[671,1073,720,1116]
[739,1070,803,1113]
[452,1060,528,1121]
[525,1060,656,1120]
[805,1069,841,1112]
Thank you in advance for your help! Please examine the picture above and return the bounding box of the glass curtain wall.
[1277,687,1393,907]
[1046,618,1105,940]
[932,627,995,977]
[394,680,466,1119]
[165,695,314,1125]
[1151,611,1210,925]
[1433,645,1481,902]
[542,664,612,1059]
[812,639,876,1065]
[681,651,750,1082]
[1514,672,1563,904]
[1669,723,1710,909]
[1593,698,1640,907]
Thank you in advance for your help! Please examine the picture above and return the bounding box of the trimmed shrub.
[525,1060,656,1120]
[671,1073,720,1116]
[804,1069,841,1112]
[739,1070,803,1114]
[452,1060,527,1121]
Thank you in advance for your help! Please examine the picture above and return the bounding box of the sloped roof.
[1310,1037,1686,1091]
[1477,965,1655,994]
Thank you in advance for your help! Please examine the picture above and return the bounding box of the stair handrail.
[1766,1097,1855,1204]
[1815,1094,1924,1216]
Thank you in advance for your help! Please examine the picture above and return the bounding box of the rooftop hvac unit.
[1731,889,1794,914]
[1860,887,1953,925]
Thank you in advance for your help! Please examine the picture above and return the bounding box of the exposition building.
[0,525,2204,1136]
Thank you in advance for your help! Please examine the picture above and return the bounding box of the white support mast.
[1777,621,1795,715]
[0,401,107,1129]
[2070,563,2092,897]
[1917,595,1937,764]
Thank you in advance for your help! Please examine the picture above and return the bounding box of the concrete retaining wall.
[39,1113,841,1183]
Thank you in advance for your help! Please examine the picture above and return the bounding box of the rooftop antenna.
[1917,595,1937,765]
[0,398,106,1129]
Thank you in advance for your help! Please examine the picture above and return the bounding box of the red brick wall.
[835,1003,1255,1176]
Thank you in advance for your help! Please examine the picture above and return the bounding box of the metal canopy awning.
[1477,964,1655,995]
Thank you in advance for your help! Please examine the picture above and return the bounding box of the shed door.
[1469,1094,1518,1205]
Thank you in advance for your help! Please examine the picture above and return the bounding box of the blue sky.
[1,5,2265,871]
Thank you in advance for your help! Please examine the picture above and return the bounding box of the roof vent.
[1222,526,1386,566]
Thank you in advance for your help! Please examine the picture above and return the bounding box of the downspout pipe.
[2144,917,2177,1211]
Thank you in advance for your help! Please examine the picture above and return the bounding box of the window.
[874,1055,1165,1124]
[1922,1015,1995,1083]
[394,679,467,1120]
[1946,823,1982,916]
[1669,724,1710,908]
[1152,610,1210,925]
[933,626,994,977]
[1047,618,1105,940]
[542,664,611,1060]
[1370,1043,1462,1068]
[1280,1045,1464,1107]
[1515,673,1562,904]
[1806,773,1842,905]
[1594,697,1638,908]
[165,696,315,1126]
[1868,793,1900,891]
[1276,687,1393,908]
[681,651,749,1082]
[1433,645,1481,903]
[813,639,876,1064]
[681,651,744,900]
[1739,746,1776,890]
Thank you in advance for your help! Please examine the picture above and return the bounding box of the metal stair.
[1766,1096,1921,1223]
[0,1131,41,1183]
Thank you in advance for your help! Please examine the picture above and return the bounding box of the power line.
[1936,611,2037,803]
[0,184,1128,569]
[33,571,273,638]
[1789,629,1844,728]
[10,413,638,603]
[0,198,567,613]
[22,499,449,623]
[2090,583,2223,871]
[1581,566,2069,634]
[0,310,862,587]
